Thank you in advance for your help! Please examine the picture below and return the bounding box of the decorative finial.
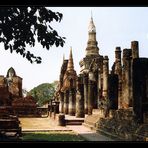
[88,12,96,33]
[67,46,74,71]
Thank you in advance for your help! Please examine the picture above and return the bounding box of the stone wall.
[96,108,148,141]
[133,58,148,123]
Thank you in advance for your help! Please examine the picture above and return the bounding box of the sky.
[0,7,148,91]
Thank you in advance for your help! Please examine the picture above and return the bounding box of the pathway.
[19,116,115,141]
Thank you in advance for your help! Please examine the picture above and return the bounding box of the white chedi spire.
[86,12,99,56]
[88,12,96,33]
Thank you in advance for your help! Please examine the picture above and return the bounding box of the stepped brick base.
[83,108,148,141]
[96,108,148,141]
[83,109,104,130]
[0,106,22,140]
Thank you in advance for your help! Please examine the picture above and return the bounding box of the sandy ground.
[19,116,115,141]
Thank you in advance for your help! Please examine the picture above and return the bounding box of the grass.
[22,131,87,142]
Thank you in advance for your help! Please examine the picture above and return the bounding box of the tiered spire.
[67,47,74,71]
[88,12,96,33]
[86,13,99,56]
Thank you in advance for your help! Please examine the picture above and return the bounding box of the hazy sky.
[0,7,148,91]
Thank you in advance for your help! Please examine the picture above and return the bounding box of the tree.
[28,83,56,106]
[0,7,65,64]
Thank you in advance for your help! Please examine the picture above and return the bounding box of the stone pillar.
[96,56,104,109]
[133,58,148,123]
[93,83,98,109]
[108,74,118,110]
[102,56,109,100]
[130,41,139,110]
[83,74,88,114]
[59,92,64,113]
[114,47,122,109]
[97,71,100,108]
[88,80,94,115]
[58,114,65,126]
[76,76,84,118]
[69,89,76,116]
[98,71,103,108]
[88,69,96,115]
[131,41,139,59]
[102,56,109,117]
[49,99,53,117]
[55,101,60,114]
[122,49,132,108]
[64,90,69,114]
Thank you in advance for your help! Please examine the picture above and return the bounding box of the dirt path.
[19,117,70,131]
[19,116,115,141]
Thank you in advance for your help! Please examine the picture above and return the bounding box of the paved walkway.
[66,125,115,141]
[19,116,115,141]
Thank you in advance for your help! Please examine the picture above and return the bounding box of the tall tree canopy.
[0,7,65,63]
[28,82,57,106]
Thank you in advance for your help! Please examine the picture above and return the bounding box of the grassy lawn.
[22,131,87,142]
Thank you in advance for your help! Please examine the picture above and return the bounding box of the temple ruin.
[0,67,38,139]
[56,16,148,141]
[0,67,22,139]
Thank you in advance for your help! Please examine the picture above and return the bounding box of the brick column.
[69,89,76,116]
[64,90,69,114]
[76,76,84,118]
[114,47,122,109]
[122,49,132,108]
[83,74,88,114]
[59,92,64,113]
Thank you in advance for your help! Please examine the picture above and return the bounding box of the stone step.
[83,114,102,130]
[49,113,85,125]
[96,128,122,141]
[84,114,100,124]
[65,119,84,125]
[82,122,96,130]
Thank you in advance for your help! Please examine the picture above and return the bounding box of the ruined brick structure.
[7,67,23,100]
[79,16,104,116]
[12,95,38,116]
[0,76,10,106]
[0,67,38,117]
[58,56,68,114]
[0,67,22,106]
[0,67,22,139]
[57,48,77,116]
[56,16,148,140]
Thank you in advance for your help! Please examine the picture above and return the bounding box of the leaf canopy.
[0,7,65,63]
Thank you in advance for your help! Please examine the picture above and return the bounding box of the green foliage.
[0,7,65,63]
[28,83,56,106]
[22,131,86,141]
